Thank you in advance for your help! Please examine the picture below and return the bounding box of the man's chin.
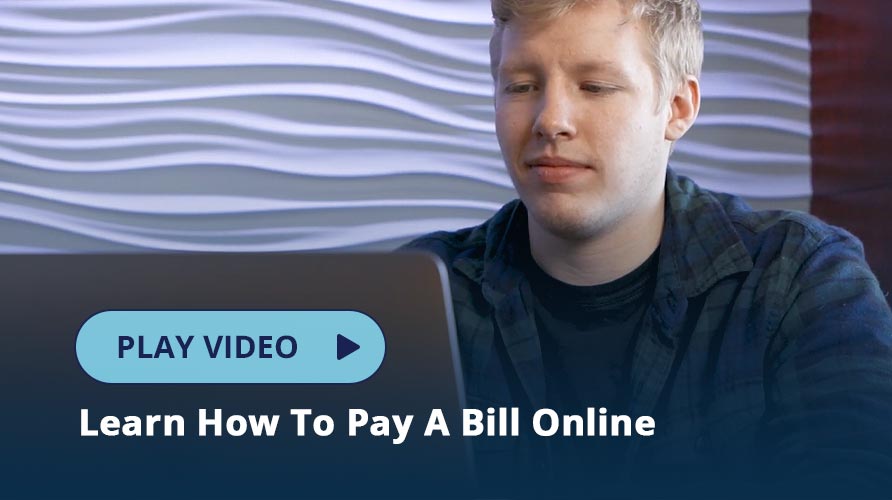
[526,204,606,242]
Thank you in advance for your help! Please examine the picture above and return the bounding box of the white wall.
[0,0,810,252]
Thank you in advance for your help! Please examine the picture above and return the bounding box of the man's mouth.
[526,156,591,183]
[527,156,590,169]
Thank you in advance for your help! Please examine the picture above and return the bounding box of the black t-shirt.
[526,246,659,486]
[528,247,659,413]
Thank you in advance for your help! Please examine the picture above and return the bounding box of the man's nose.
[532,86,577,141]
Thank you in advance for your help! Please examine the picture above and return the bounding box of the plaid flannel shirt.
[402,169,892,496]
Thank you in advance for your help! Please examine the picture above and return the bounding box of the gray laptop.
[0,252,475,498]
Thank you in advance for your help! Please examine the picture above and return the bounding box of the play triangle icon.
[337,334,360,360]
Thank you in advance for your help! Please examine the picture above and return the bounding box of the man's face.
[494,1,672,242]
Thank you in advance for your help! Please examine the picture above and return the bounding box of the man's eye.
[581,83,606,93]
[505,83,535,94]
[582,83,606,94]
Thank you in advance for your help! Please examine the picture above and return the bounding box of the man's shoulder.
[398,200,520,272]
[400,225,486,260]
[665,172,887,316]
[679,175,864,269]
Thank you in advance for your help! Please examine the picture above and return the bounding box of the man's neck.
[528,198,665,287]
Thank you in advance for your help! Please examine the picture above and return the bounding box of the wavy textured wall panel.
[0,0,810,252]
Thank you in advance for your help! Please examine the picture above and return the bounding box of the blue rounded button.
[76,311,385,384]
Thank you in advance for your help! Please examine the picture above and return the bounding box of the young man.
[404,0,892,496]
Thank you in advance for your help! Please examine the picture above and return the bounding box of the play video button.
[77,311,385,383]
[337,334,360,360]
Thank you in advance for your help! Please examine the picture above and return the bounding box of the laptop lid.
[0,252,474,498]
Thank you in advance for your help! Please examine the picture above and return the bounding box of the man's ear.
[665,75,700,141]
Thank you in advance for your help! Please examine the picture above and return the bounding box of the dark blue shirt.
[403,169,892,498]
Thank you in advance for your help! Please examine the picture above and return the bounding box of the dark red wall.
[811,0,892,300]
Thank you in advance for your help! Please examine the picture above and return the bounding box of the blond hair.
[490,0,703,107]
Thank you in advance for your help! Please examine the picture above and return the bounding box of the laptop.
[0,252,475,498]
